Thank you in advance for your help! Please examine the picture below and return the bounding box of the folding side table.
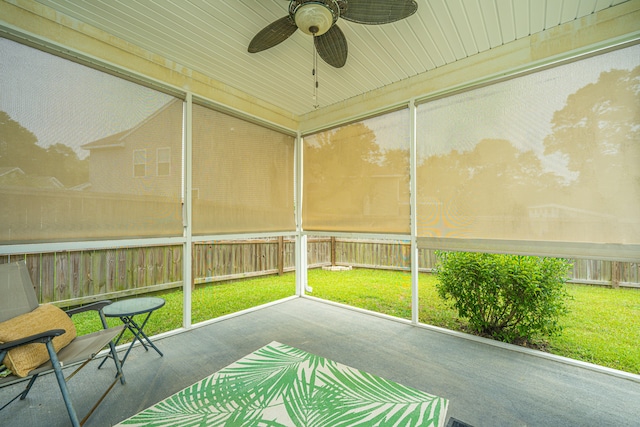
[99,297,165,368]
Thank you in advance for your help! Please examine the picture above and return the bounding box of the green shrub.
[434,251,572,344]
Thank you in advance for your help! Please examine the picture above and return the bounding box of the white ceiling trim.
[26,0,630,118]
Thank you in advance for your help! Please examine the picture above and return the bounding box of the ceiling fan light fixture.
[295,2,334,35]
[249,0,418,70]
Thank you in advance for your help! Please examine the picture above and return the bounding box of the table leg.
[118,316,138,366]
[99,309,164,369]
[119,312,164,366]
[127,314,163,355]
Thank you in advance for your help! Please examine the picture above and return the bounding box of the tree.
[0,110,42,174]
[0,111,88,187]
[543,66,640,217]
[304,122,385,215]
[415,137,560,238]
[44,143,89,187]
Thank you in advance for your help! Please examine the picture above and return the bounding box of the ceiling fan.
[248,0,419,68]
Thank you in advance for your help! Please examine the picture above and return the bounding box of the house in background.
[0,166,64,189]
[81,99,183,199]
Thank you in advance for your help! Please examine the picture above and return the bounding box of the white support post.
[409,99,419,325]
[295,131,311,295]
[183,93,193,329]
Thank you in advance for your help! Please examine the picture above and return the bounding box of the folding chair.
[0,261,126,427]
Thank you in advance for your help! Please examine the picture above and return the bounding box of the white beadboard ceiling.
[34,0,628,116]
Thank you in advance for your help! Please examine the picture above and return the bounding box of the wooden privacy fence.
[0,246,183,308]
[191,237,333,283]
[2,238,638,307]
[192,238,295,284]
[330,238,639,288]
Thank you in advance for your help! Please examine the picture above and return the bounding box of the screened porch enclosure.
[1,0,639,375]
[1,0,639,333]
[1,2,640,426]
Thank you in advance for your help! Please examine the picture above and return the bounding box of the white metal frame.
[0,25,639,338]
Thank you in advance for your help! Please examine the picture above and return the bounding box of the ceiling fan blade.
[248,16,298,53]
[341,0,418,25]
[314,25,348,68]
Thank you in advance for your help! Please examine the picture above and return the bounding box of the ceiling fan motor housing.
[290,0,341,35]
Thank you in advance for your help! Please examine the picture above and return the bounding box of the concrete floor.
[1,296,638,427]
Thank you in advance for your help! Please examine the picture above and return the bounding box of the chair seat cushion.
[0,304,77,377]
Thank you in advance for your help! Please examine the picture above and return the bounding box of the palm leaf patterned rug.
[117,341,448,427]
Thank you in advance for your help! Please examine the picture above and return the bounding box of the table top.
[103,297,165,317]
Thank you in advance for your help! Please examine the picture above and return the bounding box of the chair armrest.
[0,329,66,352]
[65,300,113,330]
[65,300,113,316]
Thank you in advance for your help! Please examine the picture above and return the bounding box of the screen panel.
[191,104,295,234]
[303,109,410,233]
[416,45,640,253]
[0,38,184,243]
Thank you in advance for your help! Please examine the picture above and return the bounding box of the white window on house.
[157,147,171,176]
[133,149,146,177]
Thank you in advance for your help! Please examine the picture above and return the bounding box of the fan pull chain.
[313,36,319,109]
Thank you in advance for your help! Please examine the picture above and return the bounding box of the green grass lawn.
[74,268,639,374]
[72,274,296,345]
[548,283,640,373]
[309,269,640,374]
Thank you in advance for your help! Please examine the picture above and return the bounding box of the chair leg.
[19,374,39,400]
[0,374,38,411]
[0,374,39,412]
[2,339,124,425]
[0,391,22,412]
[78,339,126,425]
[45,341,81,427]
[0,374,34,412]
